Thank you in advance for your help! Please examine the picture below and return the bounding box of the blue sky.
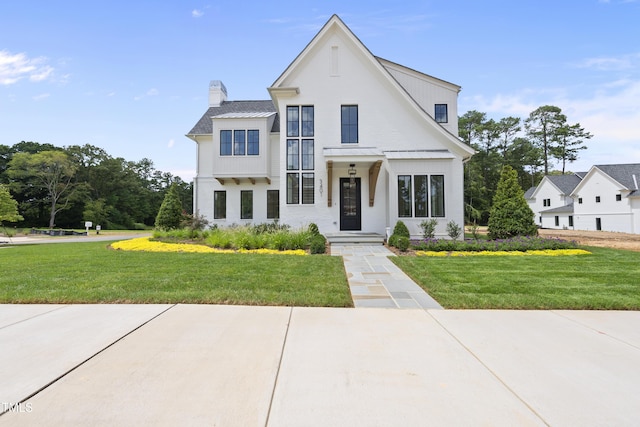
[1,0,639,181]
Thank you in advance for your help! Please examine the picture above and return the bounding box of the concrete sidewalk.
[1,305,639,426]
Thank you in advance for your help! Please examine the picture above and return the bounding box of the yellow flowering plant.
[111,237,307,256]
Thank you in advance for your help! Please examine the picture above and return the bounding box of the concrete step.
[325,233,385,245]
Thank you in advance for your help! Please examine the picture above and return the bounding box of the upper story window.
[616,194,622,202]
[234,130,246,155]
[596,196,601,203]
[301,106,314,137]
[435,104,448,123]
[578,197,583,204]
[220,129,259,156]
[247,130,259,155]
[543,198,551,207]
[341,105,358,144]
[220,130,232,156]
[287,106,299,137]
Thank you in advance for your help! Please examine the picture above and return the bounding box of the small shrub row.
[412,236,578,252]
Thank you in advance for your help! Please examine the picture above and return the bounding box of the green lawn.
[0,241,352,307]
[392,247,640,309]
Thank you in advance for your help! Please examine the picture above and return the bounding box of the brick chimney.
[209,80,227,107]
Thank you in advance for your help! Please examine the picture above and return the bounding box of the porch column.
[327,160,333,207]
[368,160,382,207]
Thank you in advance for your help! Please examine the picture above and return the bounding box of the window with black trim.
[578,197,583,204]
[241,190,253,219]
[398,175,412,217]
[616,194,622,202]
[341,105,358,143]
[435,104,448,123]
[247,130,259,155]
[430,175,445,217]
[267,190,279,219]
[214,191,226,219]
[569,216,574,227]
[234,130,245,155]
[596,196,601,203]
[286,106,315,204]
[555,216,559,227]
[220,131,232,156]
[414,175,428,217]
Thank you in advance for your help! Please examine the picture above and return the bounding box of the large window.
[220,131,232,156]
[214,191,226,219]
[435,104,448,123]
[234,130,245,155]
[397,174,445,218]
[247,130,259,155]
[267,190,279,219]
[241,190,253,219]
[430,175,445,217]
[287,173,299,204]
[341,105,358,143]
[414,175,428,217]
[302,140,314,170]
[398,175,412,217]
[221,129,258,156]
[287,106,315,204]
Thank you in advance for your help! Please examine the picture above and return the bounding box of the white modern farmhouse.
[187,15,475,238]
[526,164,640,233]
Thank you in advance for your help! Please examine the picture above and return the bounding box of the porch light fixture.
[348,164,356,188]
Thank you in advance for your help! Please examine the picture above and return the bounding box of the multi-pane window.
[287,173,299,204]
[302,140,314,170]
[241,190,253,219]
[341,105,358,144]
[578,197,583,204]
[220,130,232,156]
[430,175,445,217]
[398,175,412,217]
[414,175,428,217]
[596,196,601,203]
[286,140,299,170]
[247,130,259,155]
[287,106,315,204]
[214,191,226,219]
[302,173,314,204]
[267,190,279,219]
[398,175,445,218]
[302,106,314,137]
[543,198,551,207]
[435,104,448,123]
[234,130,245,155]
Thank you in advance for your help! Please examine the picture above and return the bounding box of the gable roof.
[594,164,640,190]
[541,202,574,214]
[268,14,475,160]
[523,186,537,200]
[546,174,583,195]
[571,163,640,197]
[187,100,277,135]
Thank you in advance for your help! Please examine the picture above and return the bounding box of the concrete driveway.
[1,305,639,426]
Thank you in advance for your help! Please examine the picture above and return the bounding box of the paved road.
[1,305,639,426]
[1,233,150,245]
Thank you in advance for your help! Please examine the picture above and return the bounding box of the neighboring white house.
[187,15,475,239]
[526,173,585,229]
[526,164,640,233]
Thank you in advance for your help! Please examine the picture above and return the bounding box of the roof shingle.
[187,100,277,135]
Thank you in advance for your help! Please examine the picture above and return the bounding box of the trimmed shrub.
[387,234,398,248]
[308,223,320,236]
[154,184,183,230]
[396,236,410,252]
[392,220,410,238]
[310,235,327,254]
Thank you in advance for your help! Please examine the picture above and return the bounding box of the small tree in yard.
[488,165,538,239]
[0,185,23,232]
[155,184,183,230]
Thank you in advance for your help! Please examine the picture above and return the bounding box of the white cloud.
[0,50,55,85]
[192,9,204,18]
[134,88,159,101]
[32,93,50,101]
[168,139,175,148]
[574,53,640,71]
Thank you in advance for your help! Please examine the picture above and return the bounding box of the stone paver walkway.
[331,245,443,309]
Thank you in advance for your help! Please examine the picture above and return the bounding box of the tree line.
[0,141,192,229]
[460,105,592,224]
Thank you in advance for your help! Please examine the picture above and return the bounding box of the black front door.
[340,178,361,231]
